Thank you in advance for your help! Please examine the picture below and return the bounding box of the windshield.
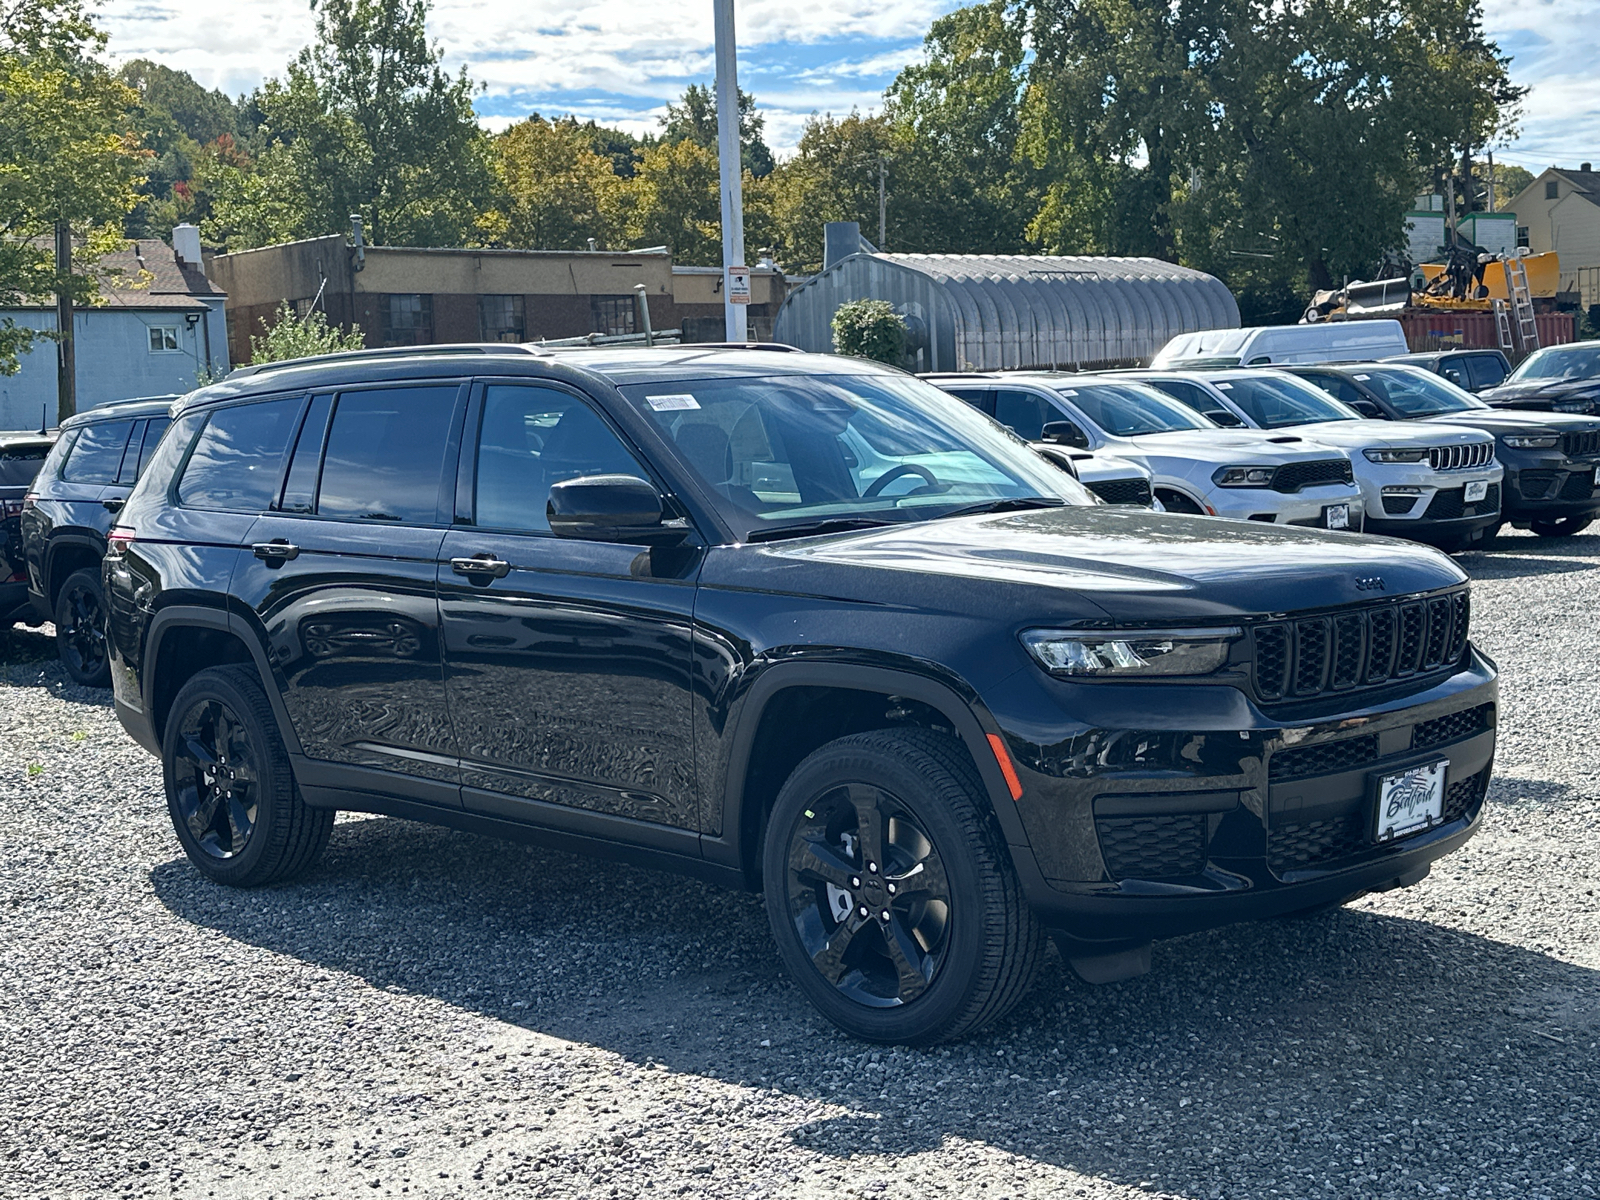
[1509,343,1600,382]
[1053,382,1213,436]
[1204,374,1359,428]
[619,372,1096,538]
[1352,367,1487,415]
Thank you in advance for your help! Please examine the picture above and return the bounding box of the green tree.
[118,60,243,237]
[660,83,774,177]
[206,0,491,250]
[831,299,906,364]
[481,116,622,249]
[249,301,366,363]
[625,137,724,264]
[765,111,897,271]
[0,0,145,374]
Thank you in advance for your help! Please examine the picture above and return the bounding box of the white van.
[1150,319,1409,368]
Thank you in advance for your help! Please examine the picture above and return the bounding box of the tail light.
[0,499,22,518]
[108,527,136,554]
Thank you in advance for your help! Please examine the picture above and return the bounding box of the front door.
[438,381,702,833]
[234,384,468,802]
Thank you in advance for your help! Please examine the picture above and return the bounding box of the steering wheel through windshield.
[862,463,946,498]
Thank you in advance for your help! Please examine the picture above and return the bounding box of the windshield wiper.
[935,497,1069,520]
[746,517,898,543]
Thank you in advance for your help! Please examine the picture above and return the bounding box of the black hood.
[1418,409,1600,435]
[753,506,1465,625]
[1480,377,1600,412]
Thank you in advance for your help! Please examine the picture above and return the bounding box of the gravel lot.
[2,526,1597,1200]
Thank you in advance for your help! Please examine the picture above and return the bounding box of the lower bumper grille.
[1559,470,1596,501]
[1516,469,1557,500]
[1087,477,1154,506]
[1096,813,1206,880]
[1423,484,1500,520]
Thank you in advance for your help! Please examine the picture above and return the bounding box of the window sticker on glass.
[1058,388,1078,396]
[1214,382,1232,390]
[1355,374,1370,380]
[648,394,701,412]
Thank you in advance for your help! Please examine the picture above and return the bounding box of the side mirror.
[1204,409,1245,427]
[1443,369,1463,384]
[1033,445,1080,479]
[547,474,688,544]
[1041,420,1090,449]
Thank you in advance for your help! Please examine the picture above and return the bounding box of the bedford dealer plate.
[1374,761,1447,841]
[1464,480,1489,503]
[1325,504,1351,530]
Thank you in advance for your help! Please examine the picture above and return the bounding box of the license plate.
[1374,761,1447,842]
[1464,480,1488,503]
[1325,504,1350,530]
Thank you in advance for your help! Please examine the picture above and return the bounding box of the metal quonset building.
[774,231,1240,372]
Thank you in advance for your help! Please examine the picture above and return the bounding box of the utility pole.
[54,220,76,423]
[713,0,747,342]
[878,157,887,252]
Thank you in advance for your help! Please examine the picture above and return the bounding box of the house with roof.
[1506,164,1600,309]
[0,224,229,431]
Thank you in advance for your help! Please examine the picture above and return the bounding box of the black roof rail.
[683,341,805,353]
[228,343,547,379]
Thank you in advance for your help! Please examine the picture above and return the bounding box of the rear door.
[235,383,468,805]
[437,380,702,840]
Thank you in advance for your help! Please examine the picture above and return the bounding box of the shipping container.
[1397,311,1577,353]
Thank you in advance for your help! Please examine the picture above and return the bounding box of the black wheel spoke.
[794,837,857,888]
[888,852,950,906]
[180,735,218,770]
[186,788,221,842]
[882,914,934,1001]
[172,694,260,863]
[224,795,253,855]
[810,911,867,985]
[847,784,887,870]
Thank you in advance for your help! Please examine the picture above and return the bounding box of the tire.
[54,567,111,687]
[162,664,332,887]
[762,729,1044,1045]
[1530,515,1592,538]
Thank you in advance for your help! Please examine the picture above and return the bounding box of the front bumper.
[1501,456,1600,521]
[1202,485,1365,528]
[1354,463,1502,542]
[984,649,1497,945]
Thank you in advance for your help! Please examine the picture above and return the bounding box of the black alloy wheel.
[171,697,261,861]
[784,782,952,1009]
[1530,515,1593,538]
[54,568,111,687]
[763,729,1043,1044]
[162,665,332,886]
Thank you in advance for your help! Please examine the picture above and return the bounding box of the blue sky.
[99,0,1595,168]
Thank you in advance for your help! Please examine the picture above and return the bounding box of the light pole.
[714,0,747,341]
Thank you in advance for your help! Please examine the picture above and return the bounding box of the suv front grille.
[1429,443,1494,470]
[1412,703,1494,750]
[1087,477,1154,506]
[1269,734,1380,781]
[1095,813,1206,880]
[1270,459,1353,492]
[1423,484,1499,520]
[1251,591,1469,703]
[1269,813,1366,872]
[1443,766,1490,823]
[1560,430,1600,458]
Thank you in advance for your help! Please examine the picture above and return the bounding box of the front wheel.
[54,568,111,687]
[763,729,1044,1044]
[1530,515,1592,538]
[163,665,332,886]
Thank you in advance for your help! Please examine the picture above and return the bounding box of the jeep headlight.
[1362,447,1430,463]
[1212,465,1275,487]
[1499,434,1559,449]
[1021,627,1241,677]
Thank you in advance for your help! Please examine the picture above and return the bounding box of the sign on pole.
[727,265,751,305]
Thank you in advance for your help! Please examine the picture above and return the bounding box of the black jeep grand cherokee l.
[105,346,1497,1044]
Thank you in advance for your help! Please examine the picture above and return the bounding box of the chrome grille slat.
[1427,442,1492,471]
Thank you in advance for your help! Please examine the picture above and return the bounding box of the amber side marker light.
[986,733,1024,801]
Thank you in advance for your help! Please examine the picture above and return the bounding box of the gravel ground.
[2,527,1597,1200]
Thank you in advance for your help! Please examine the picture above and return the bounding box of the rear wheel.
[1530,515,1592,538]
[54,568,110,687]
[763,729,1043,1044]
[163,665,332,886]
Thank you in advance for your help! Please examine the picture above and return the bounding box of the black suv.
[105,346,1498,1044]
[19,396,175,683]
[1,430,58,627]
[1479,340,1600,415]
[1385,349,1510,393]
[1286,363,1600,538]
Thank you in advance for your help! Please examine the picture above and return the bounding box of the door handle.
[252,540,301,563]
[451,555,511,580]
[101,498,125,514]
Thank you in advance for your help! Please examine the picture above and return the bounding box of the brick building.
[205,235,790,366]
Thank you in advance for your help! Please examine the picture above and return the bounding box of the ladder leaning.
[1502,254,1541,353]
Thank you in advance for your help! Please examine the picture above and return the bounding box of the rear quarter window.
[0,442,53,488]
[314,386,459,523]
[60,420,135,485]
[177,398,304,512]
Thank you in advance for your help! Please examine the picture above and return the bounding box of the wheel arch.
[145,606,304,756]
[713,661,1030,889]
[43,534,107,606]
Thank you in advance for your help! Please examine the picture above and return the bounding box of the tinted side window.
[317,387,458,523]
[0,442,52,488]
[475,385,647,534]
[60,420,134,484]
[177,398,303,512]
[993,390,1055,441]
[943,388,991,413]
[135,417,172,479]
[279,395,332,514]
[1467,356,1507,390]
[1146,379,1216,415]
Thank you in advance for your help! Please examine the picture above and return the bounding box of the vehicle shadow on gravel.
[150,812,1599,1199]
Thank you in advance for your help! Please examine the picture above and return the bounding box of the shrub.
[831,299,907,365]
[250,302,366,364]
